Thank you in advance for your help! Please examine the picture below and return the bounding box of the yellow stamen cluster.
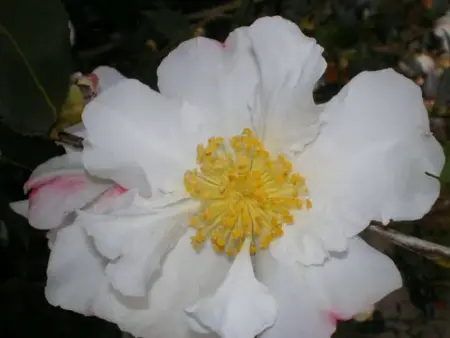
[184,128,311,256]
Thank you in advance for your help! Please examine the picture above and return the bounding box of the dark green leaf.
[143,7,192,41]
[435,68,450,109]
[0,220,8,247]
[0,0,72,135]
[440,142,450,184]
[233,0,255,27]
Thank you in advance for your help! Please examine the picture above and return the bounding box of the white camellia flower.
[11,16,444,338]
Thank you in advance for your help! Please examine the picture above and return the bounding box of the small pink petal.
[27,174,111,229]
[29,175,86,208]
[327,311,349,326]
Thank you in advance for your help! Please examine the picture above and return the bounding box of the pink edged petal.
[25,152,85,186]
[185,239,277,338]
[27,173,111,229]
[157,29,258,137]
[247,16,326,152]
[11,153,112,229]
[45,184,128,315]
[295,69,444,240]
[91,231,231,338]
[78,191,198,297]
[304,237,402,320]
[257,237,401,338]
[82,79,210,196]
[45,223,107,315]
[254,250,336,338]
[93,66,127,92]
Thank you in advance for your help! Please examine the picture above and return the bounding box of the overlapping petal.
[186,239,277,338]
[247,16,326,153]
[45,183,129,314]
[274,69,444,264]
[82,80,215,197]
[78,191,197,297]
[10,152,112,229]
[158,29,258,138]
[91,231,231,338]
[256,237,401,338]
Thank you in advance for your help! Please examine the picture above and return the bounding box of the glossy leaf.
[0,0,72,135]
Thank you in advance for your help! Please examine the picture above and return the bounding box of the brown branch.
[55,132,84,149]
[368,223,450,261]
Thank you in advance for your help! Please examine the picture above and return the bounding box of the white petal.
[295,69,444,240]
[45,187,127,315]
[18,153,111,229]
[157,29,258,137]
[10,200,29,217]
[257,237,401,338]
[45,223,106,315]
[254,250,336,338]
[26,152,84,184]
[304,237,402,319]
[78,192,198,297]
[93,66,127,92]
[82,79,208,196]
[247,16,326,152]
[270,209,347,266]
[91,231,231,338]
[186,239,277,338]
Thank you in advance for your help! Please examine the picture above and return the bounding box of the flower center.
[184,128,311,256]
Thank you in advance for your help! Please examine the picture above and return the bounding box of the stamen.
[184,128,311,256]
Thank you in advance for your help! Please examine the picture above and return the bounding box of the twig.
[187,1,242,21]
[78,40,121,59]
[368,223,450,260]
[55,132,84,149]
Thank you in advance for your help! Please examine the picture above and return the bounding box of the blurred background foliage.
[1,0,450,337]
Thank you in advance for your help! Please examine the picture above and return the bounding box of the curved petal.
[78,192,198,297]
[247,16,326,152]
[185,239,277,338]
[82,79,211,196]
[26,152,84,184]
[294,69,444,241]
[12,153,112,229]
[254,250,336,338]
[270,209,347,266]
[157,29,258,137]
[45,223,106,315]
[10,200,29,218]
[256,237,401,338]
[304,237,402,320]
[93,66,127,92]
[45,184,129,315]
[91,231,231,338]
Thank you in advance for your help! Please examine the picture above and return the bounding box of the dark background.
[1,0,450,337]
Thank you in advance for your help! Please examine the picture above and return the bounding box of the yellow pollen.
[184,128,311,256]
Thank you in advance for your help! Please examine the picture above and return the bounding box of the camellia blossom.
[11,16,444,338]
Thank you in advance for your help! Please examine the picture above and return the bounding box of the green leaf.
[440,142,450,184]
[435,68,450,110]
[0,220,8,247]
[143,7,193,41]
[0,0,72,135]
[233,0,255,27]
